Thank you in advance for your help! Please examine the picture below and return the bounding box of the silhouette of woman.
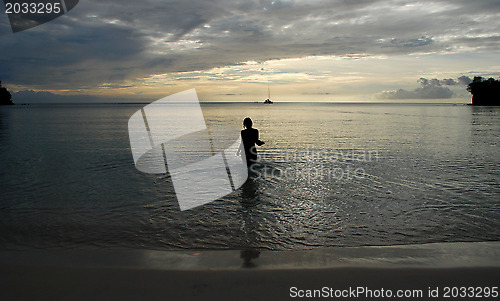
[238,117,264,167]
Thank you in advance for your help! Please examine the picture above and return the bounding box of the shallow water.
[0,103,498,250]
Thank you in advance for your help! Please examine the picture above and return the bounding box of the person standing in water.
[238,117,265,167]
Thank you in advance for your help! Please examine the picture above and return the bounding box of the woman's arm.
[256,129,265,146]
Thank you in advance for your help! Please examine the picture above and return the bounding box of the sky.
[1,0,499,103]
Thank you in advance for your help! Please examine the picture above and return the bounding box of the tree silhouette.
[467,76,500,106]
[0,80,14,105]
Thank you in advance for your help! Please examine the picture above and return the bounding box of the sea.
[0,103,499,250]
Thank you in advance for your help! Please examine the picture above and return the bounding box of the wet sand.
[1,242,499,300]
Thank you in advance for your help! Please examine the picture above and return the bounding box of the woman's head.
[243,117,253,129]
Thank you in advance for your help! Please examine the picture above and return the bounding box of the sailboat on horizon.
[264,85,273,104]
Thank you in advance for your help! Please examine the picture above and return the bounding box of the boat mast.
[267,85,270,100]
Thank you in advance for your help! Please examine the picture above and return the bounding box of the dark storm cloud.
[1,0,499,90]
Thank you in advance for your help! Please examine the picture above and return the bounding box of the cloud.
[11,89,148,103]
[382,36,434,48]
[377,74,481,100]
[12,90,92,103]
[1,0,499,91]
[419,77,459,86]
[457,75,473,85]
[441,78,457,85]
[378,77,454,99]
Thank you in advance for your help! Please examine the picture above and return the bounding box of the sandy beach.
[2,1,500,300]
[2,242,499,300]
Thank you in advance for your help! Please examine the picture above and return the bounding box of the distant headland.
[467,77,500,106]
[0,80,14,105]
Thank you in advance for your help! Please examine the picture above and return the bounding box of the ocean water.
[0,103,498,250]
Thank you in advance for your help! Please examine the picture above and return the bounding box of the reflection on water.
[241,170,260,206]
[0,106,12,148]
[239,172,261,267]
[240,249,260,268]
[0,103,499,250]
